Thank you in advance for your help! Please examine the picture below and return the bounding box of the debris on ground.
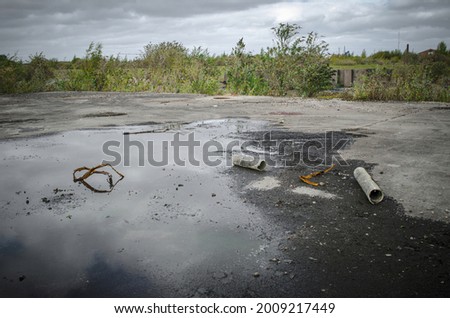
[353,167,384,204]
[299,164,335,186]
[73,163,124,193]
[232,154,266,171]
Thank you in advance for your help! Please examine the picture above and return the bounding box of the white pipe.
[353,167,384,204]
[232,154,266,171]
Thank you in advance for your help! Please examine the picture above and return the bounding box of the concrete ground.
[1,92,449,222]
[1,92,450,297]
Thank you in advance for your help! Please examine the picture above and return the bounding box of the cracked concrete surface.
[0,92,449,222]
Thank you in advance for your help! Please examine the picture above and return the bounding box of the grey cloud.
[388,0,449,10]
[0,0,449,60]
[312,1,449,33]
[0,0,283,18]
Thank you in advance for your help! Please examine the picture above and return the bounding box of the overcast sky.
[1,0,449,60]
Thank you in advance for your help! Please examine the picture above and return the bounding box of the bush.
[0,54,24,93]
[371,50,402,60]
[227,24,334,97]
[0,53,55,93]
[353,61,449,102]
[226,38,270,95]
[61,42,109,91]
[23,53,56,92]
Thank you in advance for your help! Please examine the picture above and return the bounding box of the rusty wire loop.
[73,163,124,193]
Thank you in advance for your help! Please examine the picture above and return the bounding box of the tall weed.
[1,26,448,102]
[0,53,55,93]
[354,61,449,102]
[227,24,334,97]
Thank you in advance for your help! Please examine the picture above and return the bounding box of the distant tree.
[361,49,367,58]
[232,38,246,57]
[371,50,402,60]
[436,41,447,54]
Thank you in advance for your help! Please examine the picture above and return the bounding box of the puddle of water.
[0,119,280,297]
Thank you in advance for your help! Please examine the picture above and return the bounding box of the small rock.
[269,258,280,263]
[253,272,260,278]
[211,193,216,197]
[385,254,392,257]
[274,271,285,277]
[19,275,26,282]
[213,272,227,280]
[197,287,208,294]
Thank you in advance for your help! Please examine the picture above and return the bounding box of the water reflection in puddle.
[0,119,280,297]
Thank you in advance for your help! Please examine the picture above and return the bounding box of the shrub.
[226,38,270,95]
[23,53,56,92]
[0,53,54,93]
[353,61,449,102]
[371,50,402,60]
[62,42,108,91]
[227,24,334,97]
[0,54,25,93]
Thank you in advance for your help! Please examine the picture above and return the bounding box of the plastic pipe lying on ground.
[232,154,266,171]
[353,167,384,204]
